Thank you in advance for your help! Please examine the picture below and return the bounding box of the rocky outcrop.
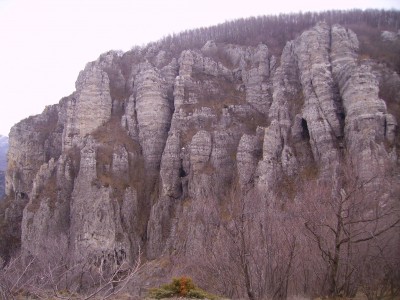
[20,158,68,258]
[160,132,182,198]
[62,61,112,150]
[381,30,400,42]
[6,104,62,198]
[69,138,132,266]
[189,130,212,174]
[293,23,342,172]
[1,22,398,295]
[331,24,390,180]
[241,44,273,114]
[134,64,173,173]
[237,132,263,186]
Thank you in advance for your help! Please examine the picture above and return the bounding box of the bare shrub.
[0,247,143,299]
[201,187,300,300]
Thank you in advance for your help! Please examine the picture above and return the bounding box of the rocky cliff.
[2,19,399,298]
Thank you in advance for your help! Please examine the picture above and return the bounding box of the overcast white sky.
[0,0,399,136]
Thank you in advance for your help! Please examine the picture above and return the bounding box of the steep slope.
[1,14,400,299]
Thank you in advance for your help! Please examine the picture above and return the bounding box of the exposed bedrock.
[2,22,397,283]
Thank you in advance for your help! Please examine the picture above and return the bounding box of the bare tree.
[300,166,400,297]
[204,187,299,300]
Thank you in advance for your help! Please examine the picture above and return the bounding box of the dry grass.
[350,23,400,74]
[92,115,145,198]
[182,74,245,117]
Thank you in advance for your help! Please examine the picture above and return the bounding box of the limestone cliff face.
[3,22,398,285]
[69,137,133,266]
[6,104,63,198]
[331,25,390,180]
[134,63,174,173]
[62,60,113,151]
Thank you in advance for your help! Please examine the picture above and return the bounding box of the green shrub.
[148,276,218,299]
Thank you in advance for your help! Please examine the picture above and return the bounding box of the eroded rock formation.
[3,22,399,296]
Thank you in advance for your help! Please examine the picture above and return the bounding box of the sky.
[0,0,399,136]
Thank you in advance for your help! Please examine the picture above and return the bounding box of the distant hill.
[0,135,8,171]
[0,171,4,198]
[0,135,8,198]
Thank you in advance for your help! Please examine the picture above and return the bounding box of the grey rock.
[121,94,139,140]
[381,30,399,42]
[62,62,112,150]
[2,22,398,293]
[331,24,389,180]
[241,44,272,114]
[201,40,218,55]
[20,158,69,259]
[70,137,132,267]
[189,130,212,174]
[385,114,397,144]
[160,132,182,198]
[6,104,62,198]
[146,196,175,259]
[134,64,173,172]
[237,133,262,186]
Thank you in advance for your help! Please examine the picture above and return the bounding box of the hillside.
[0,10,399,300]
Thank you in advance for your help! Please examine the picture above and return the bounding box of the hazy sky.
[0,0,399,136]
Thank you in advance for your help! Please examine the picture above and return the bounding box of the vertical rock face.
[21,158,69,258]
[134,64,174,173]
[241,44,273,114]
[293,23,342,174]
[256,41,295,189]
[189,130,212,174]
[6,104,62,198]
[237,132,263,186]
[160,132,182,198]
[2,22,398,289]
[331,24,390,180]
[63,62,112,150]
[69,138,131,266]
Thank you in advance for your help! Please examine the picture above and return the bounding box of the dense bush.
[148,276,218,299]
